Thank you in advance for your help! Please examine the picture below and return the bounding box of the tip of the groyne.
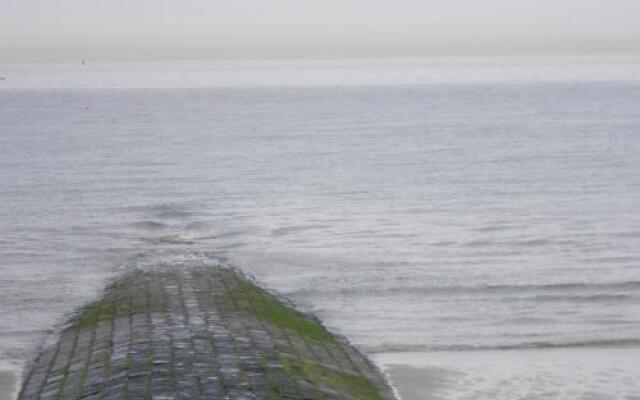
[18,266,396,400]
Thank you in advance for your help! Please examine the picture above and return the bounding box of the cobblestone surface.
[18,267,396,400]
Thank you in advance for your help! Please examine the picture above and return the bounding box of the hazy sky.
[1,0,639,61]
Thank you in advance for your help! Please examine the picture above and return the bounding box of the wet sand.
[0,370,16,400]
[383,365,456,400]
[377,348,640,400]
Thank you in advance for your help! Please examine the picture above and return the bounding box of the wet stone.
[18,266,396,400]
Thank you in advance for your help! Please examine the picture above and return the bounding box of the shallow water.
[376,348,640,400]
[1,58,640,399]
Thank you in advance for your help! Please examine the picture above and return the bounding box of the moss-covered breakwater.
[18,267,396,400]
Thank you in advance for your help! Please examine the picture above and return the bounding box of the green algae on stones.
[230,279,336,343]
[18,266,397,400]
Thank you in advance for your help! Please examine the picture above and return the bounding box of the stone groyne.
[18,267,396,400]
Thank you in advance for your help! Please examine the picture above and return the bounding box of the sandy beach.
[0,370,15,400]
[376,348,640,400]
[383,365,456,400]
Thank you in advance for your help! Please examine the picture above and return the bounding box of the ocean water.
[1,57,640,399]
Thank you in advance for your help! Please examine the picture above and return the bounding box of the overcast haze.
[1,0,640,61]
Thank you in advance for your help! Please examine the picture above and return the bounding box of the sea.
[1,56,640,399]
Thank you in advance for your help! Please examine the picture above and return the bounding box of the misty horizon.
[2,0,640,61]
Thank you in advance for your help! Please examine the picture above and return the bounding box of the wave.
[583,256,640,264]
[366,338,640,354]
[482,280,640,292]
[138,235,195,245]
[612,230,640,238]
[474,224,520,232]
[125,203,199,220]
[195,230,246,240]
[293,280,640,298]
[270,224,330,236]
[530,293,632,302]
[130,220,169,230]
[460,238,581,248]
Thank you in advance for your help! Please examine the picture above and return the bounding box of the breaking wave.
[294,280,640,298]
[366,338,640,354]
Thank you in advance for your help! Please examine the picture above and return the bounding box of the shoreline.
[375,347,640,400]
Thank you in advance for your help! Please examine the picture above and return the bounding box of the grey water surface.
[1,58,640,399]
